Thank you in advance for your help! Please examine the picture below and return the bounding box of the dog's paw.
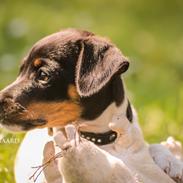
[161,136,183,160]
[43,141,63,183]
[54,132,72,152]
[54,125,81,152]
[149,144,183,183]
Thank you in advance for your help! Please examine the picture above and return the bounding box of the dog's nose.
[0,93,4,112]
[0,101,3,114]
[0,97,5,117]
[0,92,13,114]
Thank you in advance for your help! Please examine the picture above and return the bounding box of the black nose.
[0,100,3,114]
[0,95,5,114]
[0,99,5,121]
[0,92,13,114]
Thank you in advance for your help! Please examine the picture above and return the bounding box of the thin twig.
[29,124,83,182]
[29,151,63,182]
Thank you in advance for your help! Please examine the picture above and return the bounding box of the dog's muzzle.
[0,97,24,123]
[0,96,46,131]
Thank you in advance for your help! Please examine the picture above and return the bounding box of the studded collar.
[79,130,117,145]
[49,127,117,145]
[78,98,133,146]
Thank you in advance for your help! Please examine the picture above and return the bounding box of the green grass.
[0,131,24,183]
[0,0,183,182]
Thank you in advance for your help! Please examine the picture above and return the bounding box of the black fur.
[126,101,133,122]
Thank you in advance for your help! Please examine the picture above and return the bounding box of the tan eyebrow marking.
[68,84,80,101]
[33,58,43,67]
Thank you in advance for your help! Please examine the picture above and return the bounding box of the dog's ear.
[75,37,129,97]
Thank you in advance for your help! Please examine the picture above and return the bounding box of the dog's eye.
[37,70,50,83]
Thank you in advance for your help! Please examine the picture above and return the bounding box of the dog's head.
[0,29,129,131]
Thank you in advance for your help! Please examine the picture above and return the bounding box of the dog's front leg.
[161,137,183,161]
[54,125,138,183]
[43,141,63,183]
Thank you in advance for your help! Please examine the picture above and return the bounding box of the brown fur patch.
[33,58,42,67]
[68,85,80,101]
[27,101,82,128]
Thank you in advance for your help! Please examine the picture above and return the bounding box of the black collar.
[79,130,117,145]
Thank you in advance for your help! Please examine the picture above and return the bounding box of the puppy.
[0,29,182,183]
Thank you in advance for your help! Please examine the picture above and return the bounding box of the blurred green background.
[0,0,183,182]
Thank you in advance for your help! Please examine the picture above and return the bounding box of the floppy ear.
[75,37,129,97]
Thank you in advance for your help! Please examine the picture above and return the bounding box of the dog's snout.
[0,100,3,114]
[0,92,13,113]
[0,90,13,99]
[0,94,5,111]
[0,96,5,118]
[0,94,12,104]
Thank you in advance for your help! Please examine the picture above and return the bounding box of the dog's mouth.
[0,99,47,131]
[0,118,47,131]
